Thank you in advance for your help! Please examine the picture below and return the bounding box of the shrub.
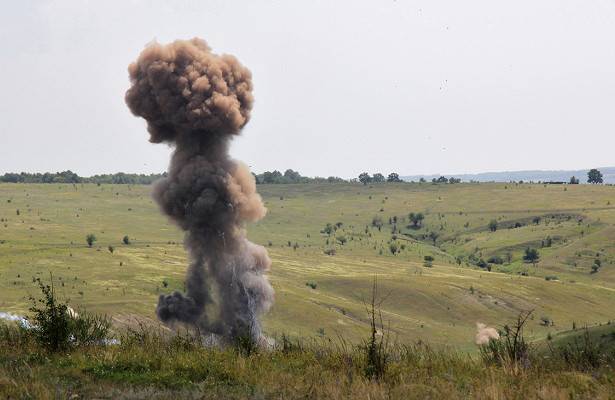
[122,235,130,245]
[488,220,498,232]
[479,310,533,373]
[86,233,97,247]
[362,279,389,381]
[371,216,383,230]
[487,255,504,265]
[306,282,317,290]
[69,310,112,347]
[28,275,112,351]
[389,242,398,255]
[552,328,612,370]
[28,277,72,351]
[540,315,552,326]
[322,223,334,235]
[523,247,540,266]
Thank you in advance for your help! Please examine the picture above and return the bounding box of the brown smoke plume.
[125,38,274,342]
[475,322,500,345]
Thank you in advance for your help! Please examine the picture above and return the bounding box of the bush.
[28,275,112,351]
[371,216,383,230]
[306,282,317,290]
[322,223,334,235]
[86,233,97,247]
[28,277,72,351]
[553,328,613,370]
[122,235,130,245]
[389,242,398,255]
[69,310,112,346]
[487,255,504,265]
[540,315,552,326]
[479,311,533,372]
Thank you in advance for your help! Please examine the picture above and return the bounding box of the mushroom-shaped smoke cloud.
[125,38,274,343]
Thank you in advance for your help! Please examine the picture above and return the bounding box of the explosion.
[125,38,274,343]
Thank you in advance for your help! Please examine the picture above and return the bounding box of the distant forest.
[0,171,166,185]
[3,168,604,185]
[0,169,348,185]
[254,169,347,184]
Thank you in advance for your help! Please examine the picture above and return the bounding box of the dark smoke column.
[125,38,274,342]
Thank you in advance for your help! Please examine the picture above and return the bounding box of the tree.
[86,234,97,248]
[569,176,579,184]
[283,169,302,183]
[587,169,603,184]
[387,173,402,183]
[372,173,385,183]
[523,247,540,267]
[322,223,334,235]
[488,219,498,232]
[428,231,439,245]
[408,212,424,228]
[371,216,383,231]
[122,235,130,245]
[358,172,372,185]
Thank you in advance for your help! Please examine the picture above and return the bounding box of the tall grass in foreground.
[1,277,614,398]
[1,320,614,399]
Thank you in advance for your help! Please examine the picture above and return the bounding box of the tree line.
[1,168,605,185]
[254,169,347,184]
[0,171,167,185]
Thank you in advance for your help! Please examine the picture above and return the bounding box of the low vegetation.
[1,281,614,399]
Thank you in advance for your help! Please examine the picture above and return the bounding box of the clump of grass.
[479,310,533,373]
[550,328,614,371]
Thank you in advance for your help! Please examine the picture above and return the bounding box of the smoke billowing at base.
[125,38,274,343]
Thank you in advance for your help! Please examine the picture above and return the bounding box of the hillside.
[1,182,615,350]
[402,167,615,184]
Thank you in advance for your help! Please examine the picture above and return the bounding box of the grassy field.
[1,182,615,350]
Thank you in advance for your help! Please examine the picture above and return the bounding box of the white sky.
[1,0,614,178]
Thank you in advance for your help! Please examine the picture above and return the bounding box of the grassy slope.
[1,182,614,350]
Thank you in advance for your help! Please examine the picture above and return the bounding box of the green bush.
[86,233,97,247]
[29,277,72,351]
[28,275,112,351]
[487,255,504,265]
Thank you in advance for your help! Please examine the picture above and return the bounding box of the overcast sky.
[1,1,614,178]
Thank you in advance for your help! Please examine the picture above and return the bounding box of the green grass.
[1,321,614,399]
[1,182,615,350]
